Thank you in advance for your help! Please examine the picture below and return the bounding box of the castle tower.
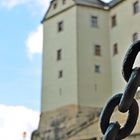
[32,0,140,140]
[41,0,112,113]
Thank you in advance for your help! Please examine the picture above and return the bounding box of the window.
[57,49,62,61]
[95,65,100,73]
[59,88,62,96]
[58,21,63,32]
[94,44,101,56]
[53,2,57,9]
[133,32,138,42]
[111,15,117,27]
[91,16,98,28]
[58,70,63,78]
[62,0,66,5]
[133,1,139,14]
[94,84,97,91]
[113,43,118,55]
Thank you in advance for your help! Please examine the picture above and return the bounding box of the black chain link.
[100,41,140,140]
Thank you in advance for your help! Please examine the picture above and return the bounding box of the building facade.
[32,0,140,140]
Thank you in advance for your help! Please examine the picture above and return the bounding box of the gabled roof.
[74,0,108,9]
[108,0,123,8]
[75,0,124,8]
[41,0,124,23]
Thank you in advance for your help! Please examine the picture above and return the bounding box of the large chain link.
[100,41,140,140]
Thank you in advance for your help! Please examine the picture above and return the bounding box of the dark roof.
[75,0,108,9]
[108,0,123,8]
[75,0,124,8]
[42,0,124,23]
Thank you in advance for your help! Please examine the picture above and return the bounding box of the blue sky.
[0,0,50,139]
[0,0,111,140]
[0,0,111,112]
[0,0,50,111]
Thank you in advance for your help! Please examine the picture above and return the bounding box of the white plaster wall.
[110,0,140,95]
[41,5,78,112]
[46,0,75,18]
[41,0,140,111]
[77,5,112,108]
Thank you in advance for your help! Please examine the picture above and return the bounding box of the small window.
[53,3,57,9]
[94,84,97,91]
[62,0,66,5]
[133,1,139,14]
[57,49,62,61]
[111,15,117,27]
[113,43,118,55]
[58,70,63,78]
[94,44,101,56]
[58,21,63,32]
[59,88,62,96]
[133,32,138,42]
[91,16,98,28]
[95,65,100,73]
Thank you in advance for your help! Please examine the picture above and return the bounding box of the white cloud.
[0,104,39,140]
[25,25,43,59]
[1,0,28,8]
[36,0,50,12]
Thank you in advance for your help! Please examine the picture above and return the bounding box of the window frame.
[91,16,98,28]
[58,21,64,32]
[113,43,118,56]
[57,49,62,61]
[133,1,139,14]
[111,15,117,27]
[94,44,101,56]
[95,65,100,73]
[53,2,57,9]
[58,70,63,78]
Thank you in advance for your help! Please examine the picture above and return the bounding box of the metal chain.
[100,41,140,140]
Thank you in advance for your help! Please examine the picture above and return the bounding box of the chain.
[100,41,140,140]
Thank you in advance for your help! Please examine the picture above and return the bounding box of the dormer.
[42,0,75,23]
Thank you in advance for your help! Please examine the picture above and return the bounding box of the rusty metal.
[100,41,140,140]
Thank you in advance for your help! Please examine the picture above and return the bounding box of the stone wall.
[32,99,140,140]
[32,105,101,140]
